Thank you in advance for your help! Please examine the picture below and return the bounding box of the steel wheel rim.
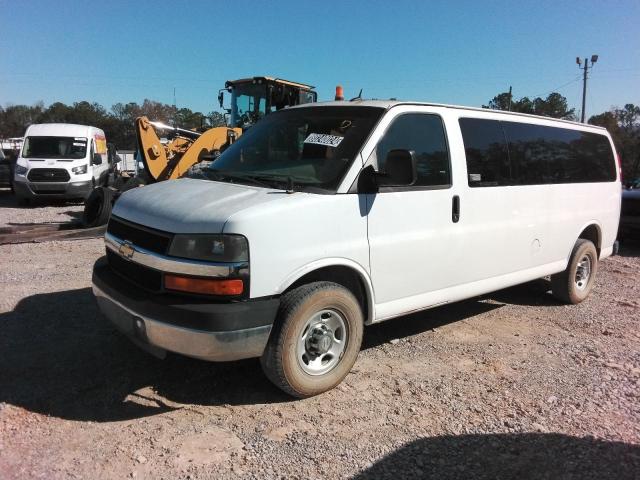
[296,309,348,376]
[575,254,592,290]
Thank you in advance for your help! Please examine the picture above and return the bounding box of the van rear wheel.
[261,281,364,398]
[551,239,598,304]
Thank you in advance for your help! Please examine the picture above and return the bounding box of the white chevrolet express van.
[13,123,109,203]
[92,101,621,397]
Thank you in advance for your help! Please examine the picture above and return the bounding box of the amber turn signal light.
[164,274,244,296]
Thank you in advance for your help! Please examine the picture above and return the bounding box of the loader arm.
[135,116,241,182]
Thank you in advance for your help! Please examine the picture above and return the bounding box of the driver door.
[365,109,464,320]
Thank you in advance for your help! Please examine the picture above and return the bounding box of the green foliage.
[483,91,575,120]
[0,100,219,150]
[590,104,640,180]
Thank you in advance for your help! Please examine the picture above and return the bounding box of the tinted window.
[22,136,88,159]
[459,118,510,187]
[375,113,450,187]
[199,106,384,192]
[503,122,616,184]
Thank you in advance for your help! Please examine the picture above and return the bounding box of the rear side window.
[459,118,510,187]
[459,118,616,186]
[503,122,616,184]
[375,113,451,187]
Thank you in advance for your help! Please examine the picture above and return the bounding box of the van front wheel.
[551,239,598,304]
[261,282,364,398]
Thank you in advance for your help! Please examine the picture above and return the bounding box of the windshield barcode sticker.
[304,133,343,147]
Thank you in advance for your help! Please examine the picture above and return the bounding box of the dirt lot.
[1,188,639,479]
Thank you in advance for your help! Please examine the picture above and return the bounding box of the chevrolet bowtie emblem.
[118,241,135,260]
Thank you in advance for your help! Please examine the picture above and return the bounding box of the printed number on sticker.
[304,133,343,148]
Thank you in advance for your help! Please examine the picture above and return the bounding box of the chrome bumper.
[93,283,272,362]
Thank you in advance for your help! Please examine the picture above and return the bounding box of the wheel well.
[286,266,369,322]
[578,224,601,257]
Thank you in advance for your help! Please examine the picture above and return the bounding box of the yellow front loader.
[135,117,241,182]
[82,76,316,226]
[138,76,316,183]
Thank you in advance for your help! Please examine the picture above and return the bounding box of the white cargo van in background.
[13,123,109,204]
[92,101,621,397]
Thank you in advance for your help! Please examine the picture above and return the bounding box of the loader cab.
[220,77,317,130]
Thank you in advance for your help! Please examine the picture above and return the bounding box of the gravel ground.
[0,187,84,225]
[0,190,639,479]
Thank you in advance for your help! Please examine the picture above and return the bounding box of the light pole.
[577,55,598,123]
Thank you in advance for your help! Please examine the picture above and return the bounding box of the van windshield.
[22,136,88,159]
[194,106,384,192]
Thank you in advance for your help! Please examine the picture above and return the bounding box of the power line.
[527,74,582,99]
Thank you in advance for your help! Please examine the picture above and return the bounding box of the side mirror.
[377,149,417,187]
[92,153,103,165]
[218,91,224,109]
[357,149,418,193]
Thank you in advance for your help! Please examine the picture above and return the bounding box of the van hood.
[111,178,288,234]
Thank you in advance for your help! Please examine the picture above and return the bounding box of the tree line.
[2,92,638,179]
[484,91,639,179]
[0,100,225,150]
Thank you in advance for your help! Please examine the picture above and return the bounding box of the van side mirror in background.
[92,153,103,165]
[380,149,417,186]
[358,149,418,193]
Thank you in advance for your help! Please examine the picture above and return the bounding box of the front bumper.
[13,178,92,199]
[92,257,279,361]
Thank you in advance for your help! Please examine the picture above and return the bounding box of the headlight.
[168,234,248,262]
[15,164,27,176]
[72,164,88,175]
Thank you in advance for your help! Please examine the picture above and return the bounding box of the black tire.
[261,281,364,398]
[83,187,114,228]
[551,239,598,304]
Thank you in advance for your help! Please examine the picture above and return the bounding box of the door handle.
[452,195,460,223]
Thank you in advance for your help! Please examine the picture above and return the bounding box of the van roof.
[291,100,607,130]
[25,123,104,137]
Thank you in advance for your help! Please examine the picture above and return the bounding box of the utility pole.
[172,87,177,127]
[508,86,512,111]
[577,55,598,122]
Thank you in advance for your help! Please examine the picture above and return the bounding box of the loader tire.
[83,187,114,228]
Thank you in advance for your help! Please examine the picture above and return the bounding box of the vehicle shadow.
[0,287,292,422]
[618,239,640,258]
[483,278,563,307]
[352,433,639,479]
[62,209,85,222]
[0,188,19,207]
[362,299,503,350]
[0,281,563,423]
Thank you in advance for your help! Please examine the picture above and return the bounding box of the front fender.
[277,258,376,324]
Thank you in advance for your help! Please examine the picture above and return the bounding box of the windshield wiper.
[204,170,280,189]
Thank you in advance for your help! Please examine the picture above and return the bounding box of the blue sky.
[1,0,638,119]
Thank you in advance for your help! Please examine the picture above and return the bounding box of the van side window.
[502,122,616,184]
[375,113,451,187]
[459,118,510,187]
